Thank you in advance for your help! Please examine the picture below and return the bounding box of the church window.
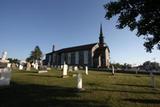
[67,53,71,64]
[84,50,88,64]
[75,51,79,64]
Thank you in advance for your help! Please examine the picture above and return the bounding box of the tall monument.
[0,51,9,63]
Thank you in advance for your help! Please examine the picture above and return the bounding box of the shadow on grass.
[92,88,160,94]
[26,74,61,78]
[13,70,38,73]
[88,83,100,86]
[114,83,150,88]
[124,98,160,104]
[0,82,108,107]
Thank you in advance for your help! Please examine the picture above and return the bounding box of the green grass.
[0,69,160,107]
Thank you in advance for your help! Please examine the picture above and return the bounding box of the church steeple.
[99,24,104,46]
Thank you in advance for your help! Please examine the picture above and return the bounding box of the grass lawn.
[0,69,160,107]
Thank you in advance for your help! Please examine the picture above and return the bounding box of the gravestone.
[85,66,88,75]
[61,65,63,70]
[26,62,31,71]
[0,62,7,68]
[0,51,11,86]
[32,62,35,68]
[7,63,11,68]
[11,63,17,69]
[19,64,23,70]
[0,68,11,86]
[135,68,139,75]
[112,65,115,75]
[77,73,84,91]
[62,62,68,78]
[74,66,78,71]
[38,70,48,73]
[68,66,73,72]
[34,61,39,70]
[47,67,51,70]
[38,61,48,73]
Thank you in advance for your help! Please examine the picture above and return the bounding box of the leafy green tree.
[123,63,131,69]
[26,57,33,63]
[104,0,160,52]
[143,61,160,70]
[8,58,20,64]
[26,46,43,62]
[111,63,123,69]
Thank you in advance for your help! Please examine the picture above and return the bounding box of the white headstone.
[77,73,82,89]
[35,61,39,70]
[7,63,11,68]
[0,68,11,86]
[85,66,88,75]
[19,64,23,70]
[63,63,68,76]
[32,62,35,68]
[61,65,63,70]
[74,66,78,71]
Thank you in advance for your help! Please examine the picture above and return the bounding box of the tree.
[110,63,123,69]
[26,46,43,62]
[143,61,160,71]
[8,58,20,64]
[104,0,160,52]
[123,63,131,69]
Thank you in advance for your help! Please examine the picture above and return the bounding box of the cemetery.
[0,48,160,107]
[1,0,160,106]
[0,65,160,107]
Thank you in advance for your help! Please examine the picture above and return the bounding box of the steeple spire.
[100,23,103,37]
[99,24,104,46]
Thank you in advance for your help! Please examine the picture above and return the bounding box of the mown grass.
[0,69,160,107]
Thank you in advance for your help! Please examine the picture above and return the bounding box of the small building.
[45,25,110,68]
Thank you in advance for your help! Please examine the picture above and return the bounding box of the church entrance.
[93,57,98,68]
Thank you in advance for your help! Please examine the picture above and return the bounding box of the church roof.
[56,43,97,53]
[46,42,110,55]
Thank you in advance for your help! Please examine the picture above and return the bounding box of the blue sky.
[0,0,159,65]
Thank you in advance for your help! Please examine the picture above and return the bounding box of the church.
[45,24,110,68]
